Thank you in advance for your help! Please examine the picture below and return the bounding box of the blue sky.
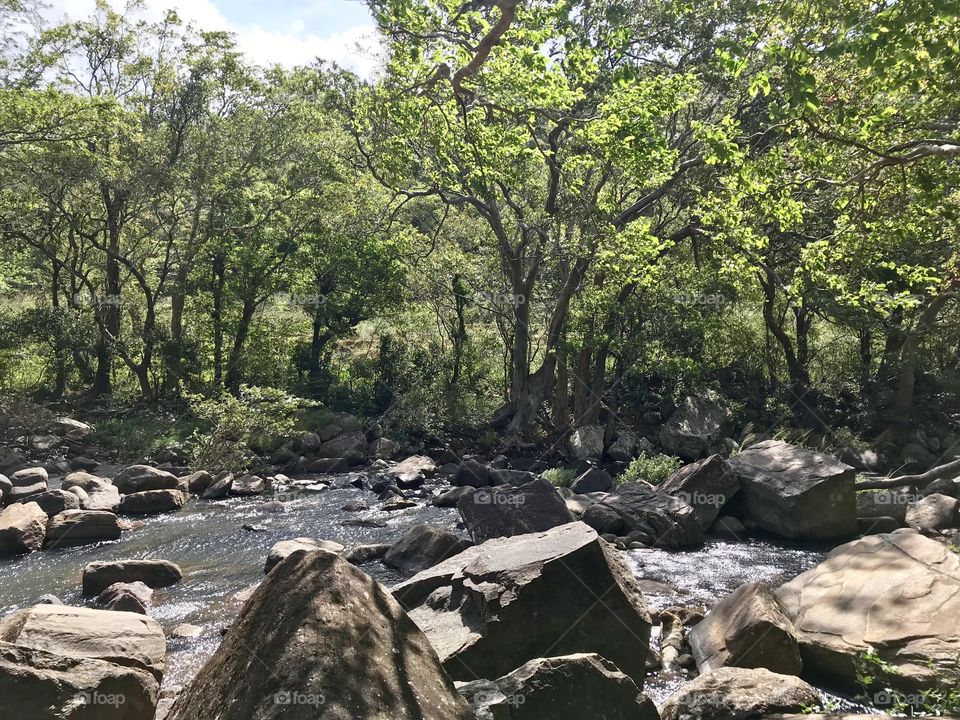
[47,0,381,75]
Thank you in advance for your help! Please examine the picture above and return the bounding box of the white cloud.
[40,0,382,77]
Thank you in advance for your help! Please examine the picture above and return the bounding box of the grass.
[618,453,682,485]
[542,467,577,488]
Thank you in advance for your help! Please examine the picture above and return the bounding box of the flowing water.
[0,477,872,711]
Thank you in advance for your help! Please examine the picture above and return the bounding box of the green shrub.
[542,467,577,488]
[619,454,681,485]
[186,385,303,473]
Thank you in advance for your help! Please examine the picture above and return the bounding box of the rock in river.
[82,559,184,596]
[660,667,819,720]
[776,528,960,694]
[457,476,575,543]
[457,653,659,720]
[382,524,471,574]
[659,454,738,532]
[113,465,179,494]
[581,482,703,547]
[392,522,652,684]
[728,440,857,541]
[45,509,122,548]
[167,549,474,720]
[0,502,47,555]
[264,537,344,573]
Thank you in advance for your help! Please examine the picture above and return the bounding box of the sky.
[42,0,382,76]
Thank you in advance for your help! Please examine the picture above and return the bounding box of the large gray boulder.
[382,524,471,574]
[62,472,121,512]
[457,477,575,543]
[113,465,179,494]
[452,459,491,488]
[856,489,911,524]
[318,430,369,463]
[905,493,959,531]
[0,502,47,555]
[581,482,703,546]
[15,489,80,516]
[0,605,166,681]
[118,489,186,515]
[457,653,659,720]
[45,510,122,548]
[6,467,48,504]
[0,641,159,720]
[660,667,819,720]
[659,455,738,531]
[167,549,475,720]
[659,395,732,461]
[387,455,437,488]
[82,560,184,596]
[688,581,801,675]
[728,440,857,540]
[392,522,652,684]
[50,416,95,439]
[568,425,605,460]
[570,466,613,494]
[776,529,960,694]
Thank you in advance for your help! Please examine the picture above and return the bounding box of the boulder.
[69,455,100,472]
[905,492,959,531]
[344,543,391,564]
[46,509,122,547]
[921,475,960,499]
[659,455,738,531]
[166,549,475,720]
[387,455,437,489]
[264,537,345,574]
[97,582,153,615]
[659,394,733,461]
[856,489,912,523]
[118,489,186,515]
[568,425,604,460]
[309,457,352,473]
[0,641,159,720]
[777,529,960,694]
[341,499,369,512]
[62,472,121,511]
[710,515,747,540]
[457,477,575,543]
[457,653,659,720]
[15,489,80,516]
[318,430,369,463]
[728,440,857,540]
[230,474,266,496]
[0,605,166,680]
[581,482,703,546]
[181,471,213,494]
[570,466,613,494]
[0,502,47,555]
[50,416,95,439]
[688,581,801,675]
[393,522,652,684]
[6,467,48,504]
[201,472,233,499]
[489,468,538,486]
[82,560,184,596]
[607,432,638,463]
[382,524,471,573]
[660,667,819,720]
[452,459,491,488]
[369,437,401,460]
[433,486,475,507]
[113,465,179,494]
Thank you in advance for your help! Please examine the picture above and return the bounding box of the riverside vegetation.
[0,0,959,719]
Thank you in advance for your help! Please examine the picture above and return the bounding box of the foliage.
[542,467,577,489]
[619,454,681,486]
[185,386,302,473]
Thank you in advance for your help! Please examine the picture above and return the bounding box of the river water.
[0,473,871,712]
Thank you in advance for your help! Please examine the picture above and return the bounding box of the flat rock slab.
[729,440,857,540]
[0,641,159,720]
[661,667,819,720]
[0,605,166,681]
[393,522,652,685]
[777,528,960,694]
[45,510,122,547]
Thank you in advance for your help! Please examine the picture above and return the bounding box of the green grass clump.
[542,467,577,488]
[619,454,681,486]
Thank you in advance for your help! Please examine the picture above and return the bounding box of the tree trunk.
[225,297,256,393]
[212,253,225,386]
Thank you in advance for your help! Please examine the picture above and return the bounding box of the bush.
[186,385,304,473]
[542,467,577,488]
[619,454,681,485]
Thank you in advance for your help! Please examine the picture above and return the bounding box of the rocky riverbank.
[1,412,959,719]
